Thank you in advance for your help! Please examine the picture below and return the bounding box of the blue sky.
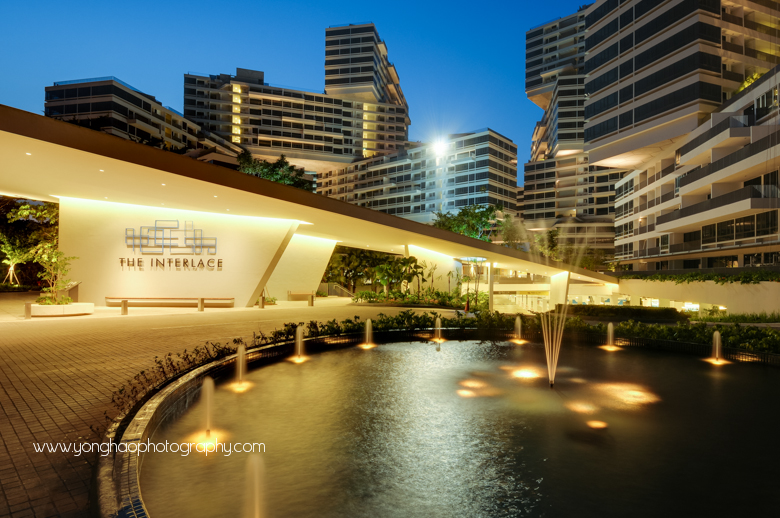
[0,0,586,181]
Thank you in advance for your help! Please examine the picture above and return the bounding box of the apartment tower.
[183,23,410,175]
[524,7,627,253]
[578,0,780,269]
[316,128,518,224]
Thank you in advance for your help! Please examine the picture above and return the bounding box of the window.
[734,215,755,240]
[702,224,716,244]
[717,220,735,242]
[756,210,778,236]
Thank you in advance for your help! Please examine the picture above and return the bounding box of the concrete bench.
[287,291,315,306]
[105,297,235,314]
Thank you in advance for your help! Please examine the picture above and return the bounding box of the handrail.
[657,185,780,225]
[679,129,780,188]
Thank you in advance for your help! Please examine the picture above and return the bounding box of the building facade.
[523,7,628,253]
[316,129,518,224]
[44,77,241,166]
[614,64,780,270]
[182,24,410,175]
[583,0,780,170]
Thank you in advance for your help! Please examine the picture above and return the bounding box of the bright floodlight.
[433,140,448,157]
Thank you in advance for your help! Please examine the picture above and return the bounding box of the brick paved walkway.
[0,297,455,517]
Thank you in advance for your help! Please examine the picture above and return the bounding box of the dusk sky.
[1,0,587,182]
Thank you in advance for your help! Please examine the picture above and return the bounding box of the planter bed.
[31,302,94,317]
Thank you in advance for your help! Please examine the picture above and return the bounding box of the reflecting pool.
[141,341,780,517]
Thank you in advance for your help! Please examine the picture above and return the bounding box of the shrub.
[620,270,780,285]
[0,283,35,292]
[561,305,687,321]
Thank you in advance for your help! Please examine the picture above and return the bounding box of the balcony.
[722,12,743,26]
[656,185,780,227]
[678,116,750,159]
[679,128,780,188]
[722,70,744,83]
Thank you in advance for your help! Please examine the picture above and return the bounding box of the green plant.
[237,151,314,190]
[0,283,33,292]
[620,270,780,285]
[265,296,277,304]
[315,290,327,297]
[560,305,688,321]
[35,249,77,305]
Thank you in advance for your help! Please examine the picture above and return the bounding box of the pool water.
[140,341,780,517]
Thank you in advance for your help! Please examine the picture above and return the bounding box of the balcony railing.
[678,116,749,157]
[656,185,780,226]
[722,69,744,82]
[722,13,743,26]
[679,128,780,188]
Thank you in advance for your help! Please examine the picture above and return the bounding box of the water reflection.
[141,341,780,518]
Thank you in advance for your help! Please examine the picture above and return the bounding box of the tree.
[1,238,33,285]
[499,214,529,250]
[432,205,498,242]
[6,201,60,258]
[36,249,76,304]
[5,200,78,298]
[237,151,314,191]
[531,228,612,271]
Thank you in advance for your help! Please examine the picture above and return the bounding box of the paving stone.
[0,296,454,515]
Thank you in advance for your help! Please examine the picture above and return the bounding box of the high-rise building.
[44,77,241,167]
[614,64,780,271]
[516,187,525,220]
[583,0,780,169]
[579,0,780,269]
[182,23,410,175]
[523,7,627,253]
[316,128,518,224]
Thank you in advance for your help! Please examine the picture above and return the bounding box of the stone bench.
[287,291,315,306]
[105,297,235,314]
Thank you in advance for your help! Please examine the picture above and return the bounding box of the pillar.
[488,263,495,312]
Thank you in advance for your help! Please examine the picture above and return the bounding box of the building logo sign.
[121,220,223,269]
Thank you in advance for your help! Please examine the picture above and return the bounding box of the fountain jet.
[203,376,214,437]
[540,272,571,388]
[244,454,265,518]
[511,316,527,345]
[599,323,621,351]
[359,319,376,349]
[433,317,443,343]
[295,326,304,363]
[237,343,246,385]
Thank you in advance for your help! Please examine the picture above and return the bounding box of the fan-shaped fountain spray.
[203,376,214,438]
[244,454,265,518]
[539,272,571,388]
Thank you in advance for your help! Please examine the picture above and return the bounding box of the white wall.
[617,279,780,314]
[59,197,299,307]
[265,234,337,299]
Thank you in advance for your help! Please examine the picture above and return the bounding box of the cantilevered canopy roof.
[0,105,615,285]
